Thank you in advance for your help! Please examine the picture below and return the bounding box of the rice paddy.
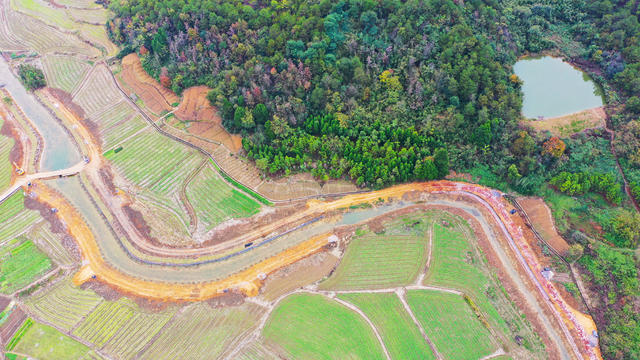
[0,192,41,244]
[0,117,14,190]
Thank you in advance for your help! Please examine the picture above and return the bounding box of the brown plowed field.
[518,197,570,255]
[0,306,26,345]
[120,53,179,115]
[172,85,242,152]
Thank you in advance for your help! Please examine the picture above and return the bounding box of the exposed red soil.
[24,191,82,260]
[170,87,242,152]
[518,197,570,255]
[0,112,24,168]
[0,307,26,345]
[206,291,246,308]
[0,296,10,312]
[120,53,179,115]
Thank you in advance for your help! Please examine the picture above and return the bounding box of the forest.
[106,0,640,357]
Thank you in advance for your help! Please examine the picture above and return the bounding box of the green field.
[0,191,41,242]
[0,238,51,294]
[27,223,74,267]
[338,292,435,360]
[263,293,385,360]
[41,55,90,93]
[24,278,103,331]
[73,298,136,347]
[11,321,97,360]
[319,224,427,290]
[425,219,507,331]
[406,290,496,360]
[186,164,260,230]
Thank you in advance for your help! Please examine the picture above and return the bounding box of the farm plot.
[101,305,175,360]
[406,290,496,360]
[73,298,136,348]
[88,100,145,150]
[0,306,26,347]
[0,191,41,243]
[27,222,74,266]
[54,0,101,8]
[23,278,103,331]
[73,65,124,116]
[139,303,261,360]
[213,146,263,188]
[263,293,386,360]
[11,0,115,56]
[338,292,435,360]
[10,320,98,360]
[235,341,280,360]
[41,55,91,94]
[4,5,99,57]
[425,219,507,332]
[0,117,15,190]
[186,163,260,231]
[0,237,51,294]
[120,53,179,115]
[105,128,202,195]
[319,219,429,290]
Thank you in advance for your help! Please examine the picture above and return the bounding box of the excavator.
[12,162,24,176]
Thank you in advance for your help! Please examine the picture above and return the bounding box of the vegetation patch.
[263,293,385,360]
[0,238,51,294]
[11,321,95,360]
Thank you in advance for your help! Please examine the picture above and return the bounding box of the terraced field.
[139,303,260,360]
[72,65,123,116]
[264,293,386,359]
[24,278,103,331]
[186,163,260,231]
[41,55,91,93]
[4,7,99,57]
[90,101,145,151]
[10,0,116,55]
[0,191,41,243]
[338,292,435,360]
[9,320,99,360]
[407,290,496,360]
[319,220,429,290]
[73,298,140,348]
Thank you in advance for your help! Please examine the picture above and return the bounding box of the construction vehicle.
[12,162,24,175]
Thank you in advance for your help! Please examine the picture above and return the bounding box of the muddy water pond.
[514,56,603,119]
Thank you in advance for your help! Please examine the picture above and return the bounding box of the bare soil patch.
[525,107,606,137]
[518,197,570,255]
[173,86,243,152]
[120,53,179,115]
[260,251,339,301]
[0,307,26,345]
[0,296,10,312]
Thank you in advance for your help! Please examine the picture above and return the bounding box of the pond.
[0,57,80,171]
[514,56,603,119]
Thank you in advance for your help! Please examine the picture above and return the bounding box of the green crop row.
[0,239,51,294]
[208,158,272,205]
[6,318,34,350]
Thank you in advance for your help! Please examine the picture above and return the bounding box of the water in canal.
[0,57,80,171]
[514,56,603,119]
